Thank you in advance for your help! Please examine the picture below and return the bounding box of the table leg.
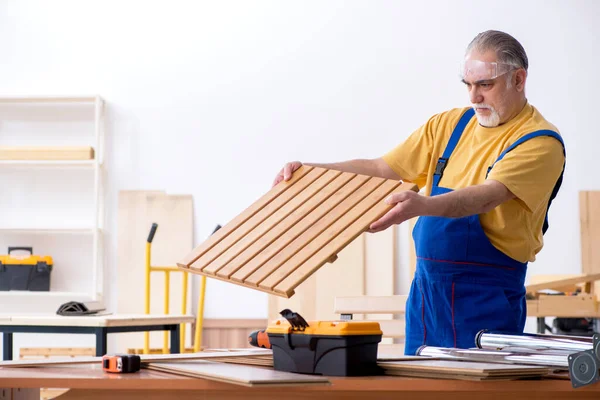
[2,332,12,361]
[170,324,180,354]
[537,317,545,334]
[95,328,108,356]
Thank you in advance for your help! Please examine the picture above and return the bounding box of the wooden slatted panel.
[178,167,418,298]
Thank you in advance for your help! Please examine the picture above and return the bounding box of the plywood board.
[580,191,600,295]
[146,360,330,387]
[378,359,551,378]
[178,166,416,298]
[117,191,194,352]
[0,146,94,160]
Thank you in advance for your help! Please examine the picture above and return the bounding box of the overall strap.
[432,108,476,188]
[486,130,565,234]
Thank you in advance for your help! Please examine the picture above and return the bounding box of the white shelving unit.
[0,96,105,314]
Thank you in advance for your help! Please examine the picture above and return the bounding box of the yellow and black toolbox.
[0,247,53,291]
[266,309,383,376]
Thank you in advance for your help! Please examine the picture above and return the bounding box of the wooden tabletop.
[0,365,599,399]
[0,314,195,327]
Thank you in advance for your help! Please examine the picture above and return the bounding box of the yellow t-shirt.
[382,103,565,263]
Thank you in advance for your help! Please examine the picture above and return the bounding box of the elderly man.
[273,30,565,355]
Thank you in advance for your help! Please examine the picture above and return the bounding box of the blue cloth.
[404,109,565,355]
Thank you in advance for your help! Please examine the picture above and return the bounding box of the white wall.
[0,0,598,329]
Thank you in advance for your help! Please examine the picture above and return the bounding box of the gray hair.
[466,30,528,71]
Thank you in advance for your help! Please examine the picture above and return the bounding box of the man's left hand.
[368,191,430,233]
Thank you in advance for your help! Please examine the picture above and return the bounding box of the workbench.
[0,364,598,400]
[0,314,195,360]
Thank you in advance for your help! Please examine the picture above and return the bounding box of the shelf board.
[0,228,100,235]
[0,96,101,104]
[0,291,91,298]
[0,160,98,167]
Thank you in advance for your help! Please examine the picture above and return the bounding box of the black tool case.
[0,247,53,291]
[267,309,383,376]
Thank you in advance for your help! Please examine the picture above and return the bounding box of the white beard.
[472,104,500,127]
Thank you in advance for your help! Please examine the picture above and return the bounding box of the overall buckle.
[434,158,448,176]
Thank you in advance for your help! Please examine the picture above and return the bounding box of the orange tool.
[102,354,141,373]
[248,329,271,349]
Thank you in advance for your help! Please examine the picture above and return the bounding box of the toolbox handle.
[147,223,158,243]
[8,247,33,255]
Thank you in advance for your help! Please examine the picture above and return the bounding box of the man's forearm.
[427,181,515,218]
[305,159,400,180]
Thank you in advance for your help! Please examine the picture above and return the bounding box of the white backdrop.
[0,0,597,340]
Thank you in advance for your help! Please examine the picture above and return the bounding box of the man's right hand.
[272,161,303,187]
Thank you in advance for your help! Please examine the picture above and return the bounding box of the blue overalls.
[405,108,565,355]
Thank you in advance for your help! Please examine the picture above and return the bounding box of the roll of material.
[475,330,593,354]
[417,346,569,369]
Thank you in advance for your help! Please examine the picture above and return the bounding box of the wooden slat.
[0,146,95,160]
[378,320,405,338]
[253,176,386,289]
[190,167,327,272]
[580,191,600,296]
[334,295,408,314]
[525,273,600,293]
[212,169,346,278]
[273,181,408,296]
[178,165,314,267]
[238,175,372,285]
[177,166,417,298]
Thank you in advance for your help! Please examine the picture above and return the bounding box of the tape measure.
[102,354,141,373]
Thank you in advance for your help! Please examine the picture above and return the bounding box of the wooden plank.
[146,360,330,387]
[117,191,194,352]
[211,169,345,278]
[178,165,314,267]
[190,167,326,272]
[242,175,372,286]
[0,349,273,368]
[0,146,94,160]
[314,236,365,321]
[534,295,600,317]
[268,272,318,322]
[378,360,551,377]
[528,274,582,293]
[365,226,396,297]
[1,314,195,327]
[377,320,405,338]
[256,177,387,290]
[525,273,600,293]
[274,181,411,296]
[201,319,268,329]
[580,191,600,296]
[334,295,408,314]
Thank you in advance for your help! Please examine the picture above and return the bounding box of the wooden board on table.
[0,146,95,160]
[178,166,417,298]
[580,191,600,295]
[146,360,330,387]
[117,191,194,352]
[0,349,273,368]
[378,359,551,379]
